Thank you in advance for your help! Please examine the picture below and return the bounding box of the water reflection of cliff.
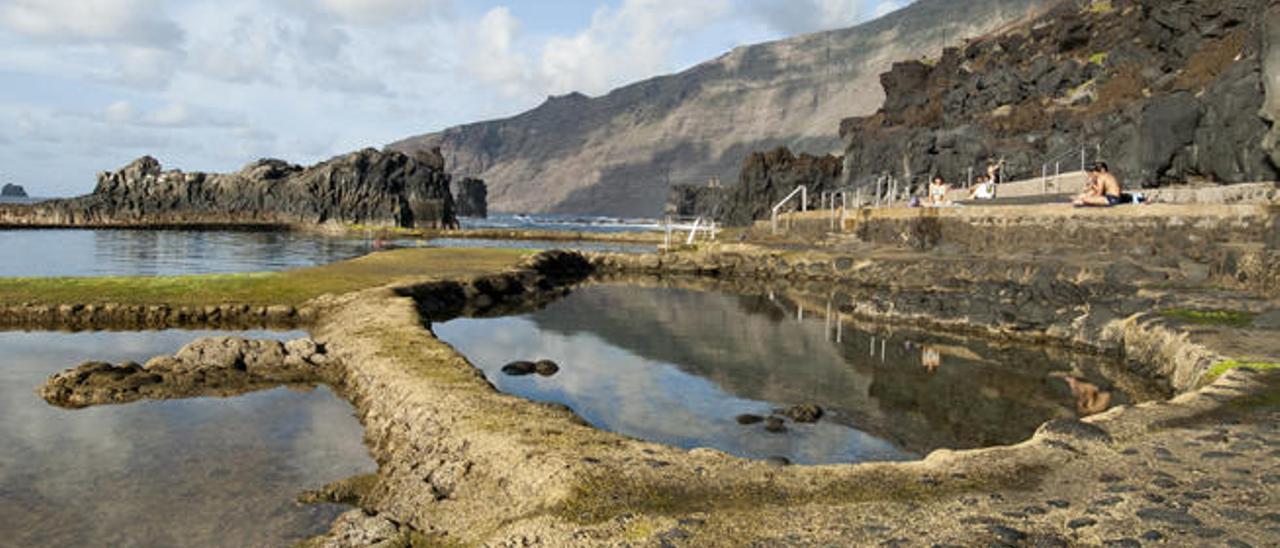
[527,284,1133,454]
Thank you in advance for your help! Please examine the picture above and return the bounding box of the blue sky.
[0,0,909,196]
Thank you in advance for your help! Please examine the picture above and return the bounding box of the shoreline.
[7,236,1277,544]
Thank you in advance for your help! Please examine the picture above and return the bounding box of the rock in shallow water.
[534,359,560,376]
[501,361,537,376]
[778,403,824,423]
[735,414,764,425]
[764,417,787,433]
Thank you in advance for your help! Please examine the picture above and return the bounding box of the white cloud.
[0,0,183,48]
[461,0,734,99]
[280,0,450,26]
[740,0,903,36]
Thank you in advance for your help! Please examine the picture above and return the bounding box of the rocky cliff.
[389,0,1058,216]
[454,178,488,218]
[837,0,1280,189]
[0,148,457,229]
[1,184,26,198]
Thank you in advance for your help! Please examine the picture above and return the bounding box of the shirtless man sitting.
[1072,162,1122,207]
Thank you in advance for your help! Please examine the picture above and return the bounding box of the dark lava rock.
[1140,530,1164,542]
[1068,517,1097,529]
[453,177,487,218]
[764,417,787,433]
[986,525,1027,544]
[1046,499,1071,509]
[4,148,458,228]
[736,414,764,425]
[1136,507,1203,527]
[724,147,843,226]
[1102,539,1141,548]
[1035,419,1112,444]
[534,359,560,376]
[1201,450,1242,459]
[1,183,26,197]
[764,456,791,467]
[1227,540,1254,548]
[501,361,537,376]
[778,403,824,423]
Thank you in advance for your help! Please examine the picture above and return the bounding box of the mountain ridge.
[389,0,1060,216]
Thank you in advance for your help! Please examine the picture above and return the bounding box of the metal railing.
[770,185,808,235]
[663,216,718,248]
[1041,144,1101,193]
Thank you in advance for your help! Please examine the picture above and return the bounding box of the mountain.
[388,0,1058,216]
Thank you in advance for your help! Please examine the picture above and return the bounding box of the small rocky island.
[1,183,27,198]
[0,148,459,229]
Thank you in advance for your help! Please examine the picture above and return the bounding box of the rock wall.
[0,183,26,197]
[838,0,1280,189]
[666,182,726,219]
[453,177,488,218]
[0,148,458,229]
[723,147,844,226]
[388,0,1058,216]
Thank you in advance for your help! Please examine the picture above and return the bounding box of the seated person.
[1072,162,1122,207]
[927,175,951,206]
[968,174,996,200]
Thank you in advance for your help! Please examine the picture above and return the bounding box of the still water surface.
[0,330,374,547]
[0,229,651,278]
[435,284,1163,465]
[0,230,370,277]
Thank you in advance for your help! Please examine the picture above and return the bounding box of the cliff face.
[838,0,1280,189]
[0,184,26,198]
[454,178,488,218]
[724,148,843,226]
[389,0,1058,216]
[0,149,457,229]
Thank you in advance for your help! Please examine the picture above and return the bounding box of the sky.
[0,0,910,197]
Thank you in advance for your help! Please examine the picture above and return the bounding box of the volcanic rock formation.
[0,148,458,229]
[0,183,26,198]
[454,177,488,218]
[837,0,1280,190]
[389,0,1058,216]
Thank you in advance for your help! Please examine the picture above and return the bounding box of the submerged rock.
[778,403,825,423]
[735,414,764,425]
[764,416,788,433]
[501,361,537,376]
[534,359,560,376]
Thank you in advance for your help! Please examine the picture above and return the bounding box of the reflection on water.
[0,230,370,277]
[425,238,654,254]
[434,284,1162,464]
[0,330,374,547]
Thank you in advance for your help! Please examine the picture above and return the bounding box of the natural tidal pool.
[425,237,654,254]
[0,229,371,277]
[0,330,374,547]
[434,284,1166,465]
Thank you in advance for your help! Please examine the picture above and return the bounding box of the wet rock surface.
[40,336,333,408]
[0,148,458,229]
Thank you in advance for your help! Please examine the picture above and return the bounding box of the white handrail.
[770,185,807,235]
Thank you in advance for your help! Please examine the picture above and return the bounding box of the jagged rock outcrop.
[0,183,26,198]
[722,148,843,226]
[454,177,488,218]
[838,0,1280,189]
[0,148,458,229]
[666,182,726,219]
[389,0,1058,216]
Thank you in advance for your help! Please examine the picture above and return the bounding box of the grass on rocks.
[0,247,531,307]
[1160,308,1256,328]
[1207,360,1280,381]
